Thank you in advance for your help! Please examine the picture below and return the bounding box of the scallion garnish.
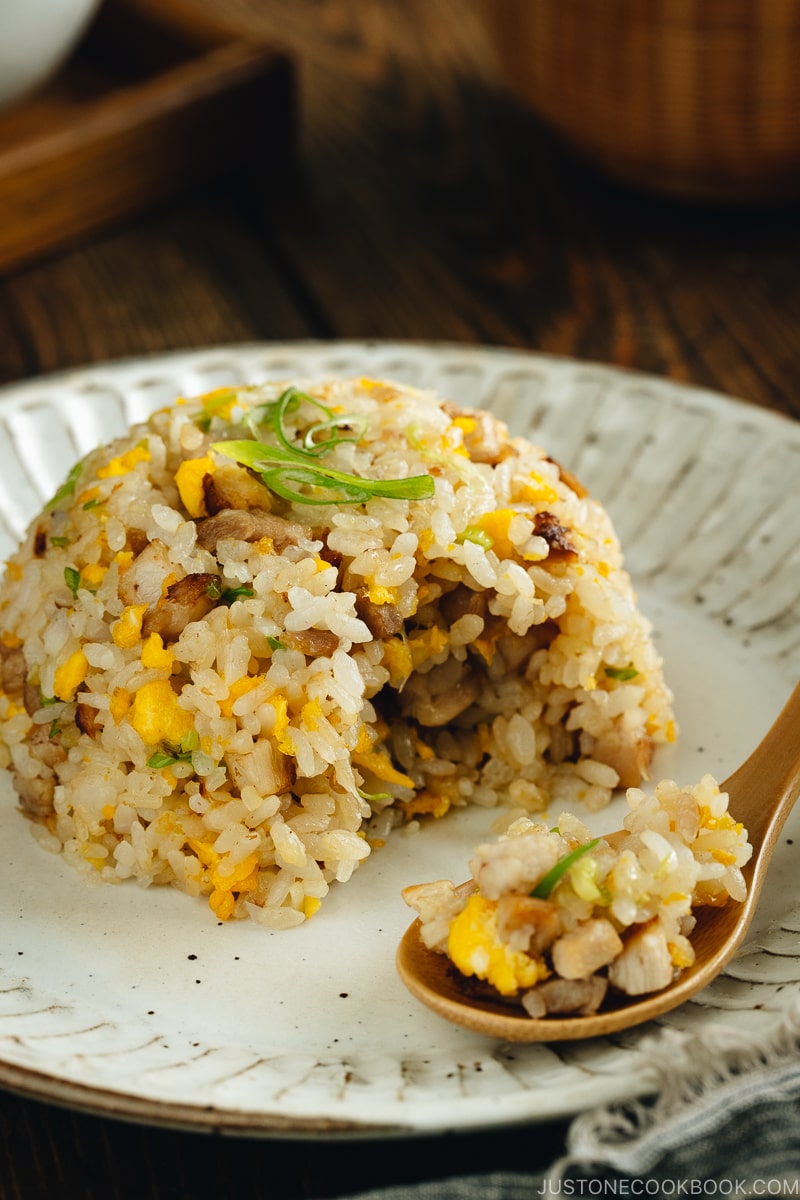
[64,566,80,598]
[46,462,83,512]
[206,580,255,605]
[604,665,639,681]
[531,838,600,899]
[195,389,238,432]
[148,750,178,769]
[213,386,434,507]
[148,730,200,770]
[247,387,368,456]
[219,585,255,605]
[357,787,391,802]
[302,411,369,455]
[456,526,494,551]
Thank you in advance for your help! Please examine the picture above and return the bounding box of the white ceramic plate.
[0,341,798,1137]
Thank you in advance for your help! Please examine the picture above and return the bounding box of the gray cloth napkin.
[347,999,800,1199]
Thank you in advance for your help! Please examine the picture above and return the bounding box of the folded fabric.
[346,998,800,1199]
[551,997,800,1194]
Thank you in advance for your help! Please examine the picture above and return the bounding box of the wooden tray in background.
[0,0,294,273]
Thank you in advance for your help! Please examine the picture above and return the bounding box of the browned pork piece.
[196,508,310,553]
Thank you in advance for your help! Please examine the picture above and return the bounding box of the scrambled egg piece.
[514,473,559,505]
[447,894,546,996]
[141,633,174,671]
[408,627,448,668]
[96,443,150,479]
[112,604,147,649]
[475,509,520,559]
[400,782,455,821]
[80,563,106,590]
[53,649,89,701]
[382,637,413,688]
[128,679,194,746]
[199,387,238,421]
[301,697,323,731]
[352,723,415,788]
[266,693,294,754]
[366,584,397,605]
[110,687,131,722]
[208,851,260,921]
[450,415,476,436]
[352,745,415,789]
[220,674,265,719]
[175,455,215,518]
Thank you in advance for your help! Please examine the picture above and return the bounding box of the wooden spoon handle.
[722,680,800,858]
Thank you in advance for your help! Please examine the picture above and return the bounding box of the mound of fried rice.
[0,378,676,929]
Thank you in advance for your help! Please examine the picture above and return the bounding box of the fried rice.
[402,774,752,1015]
[0,377,676,929]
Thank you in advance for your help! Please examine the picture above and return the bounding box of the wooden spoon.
[396,682,800,1042]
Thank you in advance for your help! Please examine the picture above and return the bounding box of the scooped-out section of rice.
[402,774,752,1015]
[0,378,676,929]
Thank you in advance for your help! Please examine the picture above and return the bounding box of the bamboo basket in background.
[481,0,800,202]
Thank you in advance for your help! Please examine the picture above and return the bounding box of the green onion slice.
[302,413,369,455]
[531,838,601,899]
[604,665,639,681]
[456,526,494,551]
[148,731,200,770]
[213,386,434,506]
[64,566,80,598]
[148,750,178,769]
[357,787,391,802]
[46,462,83,512]
[220,585,255,605]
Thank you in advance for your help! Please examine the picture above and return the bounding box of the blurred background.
[0,0,798,416]
[0,1,799,1197]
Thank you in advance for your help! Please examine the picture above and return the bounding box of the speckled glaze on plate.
[0,341,798,1137]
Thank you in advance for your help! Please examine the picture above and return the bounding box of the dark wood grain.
[2,0,799,415]
[0,1087,570,1200]
[0,1,798,1196]
[0,1,293,274]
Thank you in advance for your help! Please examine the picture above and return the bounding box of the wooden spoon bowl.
[396,683,800,1042]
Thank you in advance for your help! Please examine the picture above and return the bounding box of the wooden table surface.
[0,1,798,1196]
